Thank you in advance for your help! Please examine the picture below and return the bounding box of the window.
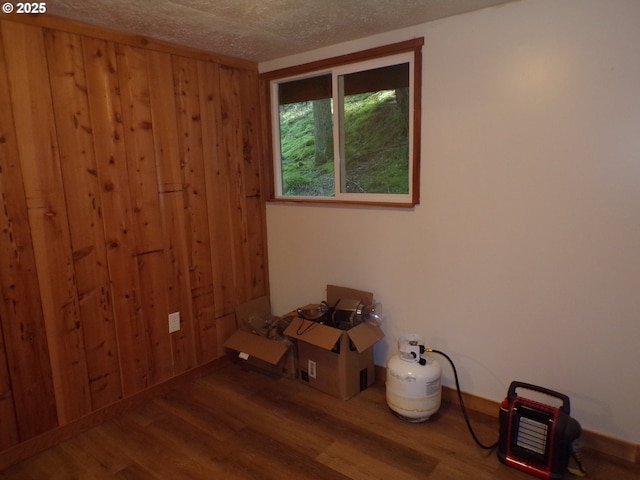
[263,39,423,207]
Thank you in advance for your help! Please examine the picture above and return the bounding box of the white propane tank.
[386,334,442,422]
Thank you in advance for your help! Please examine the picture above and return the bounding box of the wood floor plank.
[317,440,432,480]
[250,384,440,476]
[17,447,97,480]
[0,464,37,480]
[112,463,156,480]
[223,426,351,480]
[99,417,223,479]
[157,382,334,457]
[1,360,638,480]
[60,428,133,476]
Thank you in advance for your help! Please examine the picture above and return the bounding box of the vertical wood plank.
[239,69,268,299]
[173,55,213,366]
[215,313,238,357]
[194,305,220,364]
[115,44,164,255]
[117,44,189,383]
[158,191,197,374]
[198,61,236,319]
[136,251,174,384]
[44,28,123,410]
[239,69,262,198]
[0,331,18,450]
[147,51,197,374]
[246,196,268,299]
[2,20,91,426]
[82,36,149,396]
[219,66,251,304]
[173,56,213,298]
[0,20,58,444]
[146,50,182,193]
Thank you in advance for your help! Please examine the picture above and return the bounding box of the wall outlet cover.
[169,312,181,333]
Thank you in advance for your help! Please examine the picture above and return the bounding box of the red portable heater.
[497,382,583,479]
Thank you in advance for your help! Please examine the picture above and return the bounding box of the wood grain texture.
[239,69,268,300]
[154,192,197,375]
[0,328,18,451]
[82,35,151,397]
[218,66,251,306]
[116,43,164,256]
[1,361,638,479]
[0,14,268,452]
[44,28,123,410]
[1,20,91,426]
[198,61,237,319]
[173,55,213,366]
[146,50,182,194]
[0,23,58,445]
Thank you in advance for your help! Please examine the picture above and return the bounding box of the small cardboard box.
[224,296,297,379]
[283,285,384,399]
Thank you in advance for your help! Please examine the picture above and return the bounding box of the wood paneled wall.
[0,16,267,452]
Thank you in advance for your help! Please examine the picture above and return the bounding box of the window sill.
[267,197,417,209]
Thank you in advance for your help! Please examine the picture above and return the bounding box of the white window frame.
[265,39,422,208]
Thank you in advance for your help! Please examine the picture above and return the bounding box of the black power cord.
[426,348,499,450]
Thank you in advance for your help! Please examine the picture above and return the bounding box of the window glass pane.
[340,63,410,194]
[278,75,334,197]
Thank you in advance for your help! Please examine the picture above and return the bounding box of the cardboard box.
[284,285,384,399]
[224,296,297,379]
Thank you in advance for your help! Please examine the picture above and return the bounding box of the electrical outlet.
[168,312,180,333]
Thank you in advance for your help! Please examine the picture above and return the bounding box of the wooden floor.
[1,360,638,479]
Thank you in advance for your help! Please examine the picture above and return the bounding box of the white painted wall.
[260,0,640,443]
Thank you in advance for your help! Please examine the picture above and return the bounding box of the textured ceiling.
[47,0,519,62]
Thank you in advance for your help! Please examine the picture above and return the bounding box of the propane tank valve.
[399,338,422,363]
[399,337,429,365]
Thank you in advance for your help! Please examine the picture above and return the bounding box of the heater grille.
[516,416,549,456]
[509,401,555,467]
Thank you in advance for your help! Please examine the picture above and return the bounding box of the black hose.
[426,348,499,450]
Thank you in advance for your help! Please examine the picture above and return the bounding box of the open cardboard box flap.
[347,321,384,352]
[223,329,290,365]
[283,318,343,350]
[284,285,382,353]
[283,317,383,353]
[326,284,373,306]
